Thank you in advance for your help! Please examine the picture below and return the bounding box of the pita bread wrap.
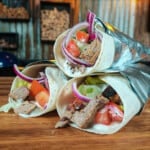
[0,63,68,118]
[53,20,115,78]
[56,74,142,134]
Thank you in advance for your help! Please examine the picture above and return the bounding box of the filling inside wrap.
[55,76,124,129]
[54,11,115,77]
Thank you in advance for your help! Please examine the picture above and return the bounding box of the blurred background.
[0,0,149,72]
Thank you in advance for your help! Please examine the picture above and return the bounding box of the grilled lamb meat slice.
[55,96,109,129]
[67,98,87,111]
[9,86,29,100]
[55,110,73,128]
[79,38,101,65]
[55,117,70,128]
[14,101,37,115]
[71,96,109,128]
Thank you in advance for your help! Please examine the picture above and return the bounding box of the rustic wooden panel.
[92,0,137,38]
[79,0,100,21]
[0,0,79,61]
[0,0,149,62]
[80,0,150,47]
[134,0,150,47]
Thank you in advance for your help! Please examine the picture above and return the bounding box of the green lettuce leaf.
[78,84,102,99]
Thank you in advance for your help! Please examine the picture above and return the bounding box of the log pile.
[0,2,29,19]
[41,8,70,41]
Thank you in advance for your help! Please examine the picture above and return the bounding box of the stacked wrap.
[0,11,149,134]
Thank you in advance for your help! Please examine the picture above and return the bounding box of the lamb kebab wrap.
[54,11,115,78]
[55,74,142,134]
[0,63,68,118]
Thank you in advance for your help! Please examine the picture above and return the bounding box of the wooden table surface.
[0,77,150,150]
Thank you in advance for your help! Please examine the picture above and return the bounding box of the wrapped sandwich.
[54,11,115,77]
[0,63,68,118]
[55,74,142,134]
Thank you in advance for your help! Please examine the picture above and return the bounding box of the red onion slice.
[65,22,89,45]
[72,82,91,102]
[61,12,99,67]
[62,39,92,67]
[61,38,78,65]
[39,72,49,89]
[13,64,45,82]
[89,32,97,41]
[86,10,91,23]
[87,11,96,40]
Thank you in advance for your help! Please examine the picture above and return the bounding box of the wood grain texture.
[134,0,150,47]
[0,77,150,150]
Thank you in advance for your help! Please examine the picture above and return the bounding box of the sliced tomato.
[107,102,124,122]
[29,80,49,107]
[94,106,112,125]
[76,30,89,43]
[35,90,49,107]
[30,80,47,97]
[66,39,80,57]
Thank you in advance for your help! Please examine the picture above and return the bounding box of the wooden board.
[0,77,150,150]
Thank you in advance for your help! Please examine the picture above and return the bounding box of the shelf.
[0,33,18,50]
[40,1,71,42]
[0,0,30,21]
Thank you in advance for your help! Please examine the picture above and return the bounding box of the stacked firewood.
[0,2,29,19]
[41,8,70,41]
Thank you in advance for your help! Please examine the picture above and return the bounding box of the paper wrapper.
[56,74,141,134]
[94,18,150,107]
[0,63,68,118]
